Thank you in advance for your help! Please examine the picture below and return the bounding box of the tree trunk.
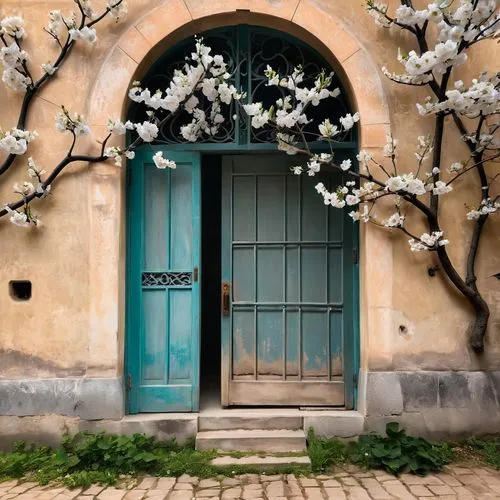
[468,293,490,353]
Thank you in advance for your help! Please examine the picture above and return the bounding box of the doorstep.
[115,409,365,446]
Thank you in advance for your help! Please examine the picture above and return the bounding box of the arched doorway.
[125,25,358,413]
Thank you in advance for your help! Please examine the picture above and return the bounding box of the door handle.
[222,282,230,316]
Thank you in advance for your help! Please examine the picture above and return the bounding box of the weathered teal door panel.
[126,150,201,413]
[221,154,356,407]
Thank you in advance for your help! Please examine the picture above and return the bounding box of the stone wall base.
[0,414,198,450]
[0,377,124,420]
[0,371,499,448]
[360,370,500,439]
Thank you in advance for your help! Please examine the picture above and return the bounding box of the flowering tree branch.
[0,0,126,176]
[240,0,499,352]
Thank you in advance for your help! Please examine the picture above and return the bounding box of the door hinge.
[353,373,358,388]
[352,249,359,265]
[193,266,199,282]
[126,374,132,392]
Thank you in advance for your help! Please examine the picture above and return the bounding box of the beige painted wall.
[0,0,498,381]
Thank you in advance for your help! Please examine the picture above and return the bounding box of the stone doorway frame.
[87,0,392,418]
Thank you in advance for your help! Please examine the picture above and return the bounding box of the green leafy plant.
[307,428,347,472]
[0,433,215,487]
[468,437,500,469]
[0,432,311,487]
[348,422,455,475]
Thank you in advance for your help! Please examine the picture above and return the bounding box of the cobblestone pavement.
[1,465,500,500]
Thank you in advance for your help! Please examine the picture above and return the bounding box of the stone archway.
[86,0,392,414]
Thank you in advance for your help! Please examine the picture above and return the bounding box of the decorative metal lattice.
[142,272,192,287]
[127,26,352,146]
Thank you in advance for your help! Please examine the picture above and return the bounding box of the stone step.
[198,412,302,431]
[211,454,311,470]
[195,429,307,452]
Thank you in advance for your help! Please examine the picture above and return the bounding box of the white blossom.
[42,63,56,75]
[346,194,360,206]
[46,10,63,37]
[318,118,339,138]
[340,159,352,171]
[4,206,29,227]
[2,67,31,92]
[417,74,500,117]
[367,2,391,28]
[385,176,406,192]
[466,198,499,220]
[340,112,360,131]
[36,184,51,199]
[406,177,426,195]
[107,118,134,136]
[448,161,464,173]
[69,26,97,44]
[13,181,35,196]
[135,122,159,142]
[383,135,398,157]
[307,159,321,176]
[0,128,38,155]
[264,65,280,86]
[0,43,28,68]
[432,181,453,195]
[0,16,25,39]
[55,109,90,136]
[384,212,405,227]
[409,231,448,251]
[153,151,176,169]
[104,146,123,167]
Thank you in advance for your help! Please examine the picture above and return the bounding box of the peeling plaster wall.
[0,0,498,398]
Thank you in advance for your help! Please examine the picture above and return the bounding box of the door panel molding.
[221,154,356,407]
[126,149,201,413]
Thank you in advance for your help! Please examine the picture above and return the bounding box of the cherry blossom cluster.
[46,1,126,45]
[6,158,50,226]
[55,107,91,136]
[408,231,449,252]
[368,1,499,85]
[0,17,31,92]
[417,73,500,117]
[239,65,464,252]
[466,198,499,220]
[0,128,38,155]
[243,66,341,133]
[128,37,244,149]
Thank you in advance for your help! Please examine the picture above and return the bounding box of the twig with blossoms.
[1,37,244,225]
[0,0,127,176]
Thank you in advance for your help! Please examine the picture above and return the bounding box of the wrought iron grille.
[142,272,192,287]
[127,25,353,147]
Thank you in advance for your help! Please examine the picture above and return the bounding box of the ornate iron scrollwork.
[142,272,192,287]
[127,26,352,146]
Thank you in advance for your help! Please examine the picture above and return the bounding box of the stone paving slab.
[1,465,500,499]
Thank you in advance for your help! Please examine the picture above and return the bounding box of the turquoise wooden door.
[221,154,356,407]
[126,150,201,413]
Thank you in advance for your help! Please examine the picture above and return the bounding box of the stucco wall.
[0,0,498,392]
